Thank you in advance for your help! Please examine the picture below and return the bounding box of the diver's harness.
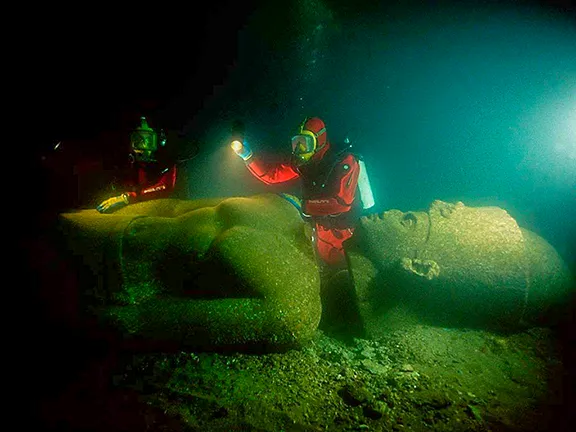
[298,137,375,217]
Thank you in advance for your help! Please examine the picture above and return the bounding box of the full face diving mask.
[291,130,317,165]
[130,117,159,162]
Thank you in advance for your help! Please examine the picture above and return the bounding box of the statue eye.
[401,213,417,228]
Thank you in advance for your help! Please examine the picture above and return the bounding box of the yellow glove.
[96,193,129,213]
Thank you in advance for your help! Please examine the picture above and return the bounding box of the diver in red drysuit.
[232,116,373,268]
[97,116,177,213]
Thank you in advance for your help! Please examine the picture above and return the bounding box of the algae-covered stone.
[58,194,321,351]
[346,200,574,336]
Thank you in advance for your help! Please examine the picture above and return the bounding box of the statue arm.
[106,296,304,350]
[108,225,321,350]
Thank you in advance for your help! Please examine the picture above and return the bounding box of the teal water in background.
[162,0,575,266]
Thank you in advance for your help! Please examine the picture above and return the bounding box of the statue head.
[347,200,574,331]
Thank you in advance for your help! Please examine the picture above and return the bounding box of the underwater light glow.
[568,106,576,160]
[231,140,243,152]
[554,100,576,162]
[516,90,576,184]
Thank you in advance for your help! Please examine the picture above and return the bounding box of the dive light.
[231,139,252,160]
[231,140,243,153]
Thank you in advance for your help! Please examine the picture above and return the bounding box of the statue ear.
[400,257,440,280]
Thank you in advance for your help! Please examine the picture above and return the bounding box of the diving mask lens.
[291,134,315,155]
[132,130,158,150]
[130,130,158,162]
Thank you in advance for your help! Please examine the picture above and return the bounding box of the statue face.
[349,200,573,331]
[355,200,526,281]
[357,208,431,266]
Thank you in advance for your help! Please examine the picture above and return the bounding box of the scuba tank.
[357,158,375,210]
[344,137,375,210]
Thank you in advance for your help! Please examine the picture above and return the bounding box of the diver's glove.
[96,193,130,213]
[231,140,253,161]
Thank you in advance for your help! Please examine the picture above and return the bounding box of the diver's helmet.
[130,116,163,162]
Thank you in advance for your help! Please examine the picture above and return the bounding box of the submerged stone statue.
[58,194,322,351]
[53,194,572,348]
[345,200,574,336]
